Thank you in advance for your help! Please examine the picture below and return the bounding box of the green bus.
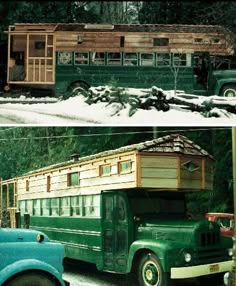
[2,134,233,286]
[6,23,236,97]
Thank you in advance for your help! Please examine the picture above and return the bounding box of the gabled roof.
[24,134,212,176]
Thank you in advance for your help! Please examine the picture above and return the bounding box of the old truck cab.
[0,227,67,286]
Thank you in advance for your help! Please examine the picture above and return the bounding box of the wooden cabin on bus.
[1,134,233,286]
[5,23,235,96]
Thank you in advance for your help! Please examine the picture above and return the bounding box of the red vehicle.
[206,213,234,237]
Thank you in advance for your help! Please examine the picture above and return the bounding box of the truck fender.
[0,258,65,286]
[127,239,171,273]
[214,78,236,96]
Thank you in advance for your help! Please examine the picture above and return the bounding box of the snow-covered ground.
[0,87,235,125]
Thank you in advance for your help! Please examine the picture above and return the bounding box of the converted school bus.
[0,134,233,286]
[5,23,236,97]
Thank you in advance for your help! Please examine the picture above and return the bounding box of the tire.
[69,81,89,97]
[138,253,171,286]
[6,272,57,286]
[220,84,236,97]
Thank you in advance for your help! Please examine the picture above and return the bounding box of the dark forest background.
[0,1,235,33]
[0,126,233,216]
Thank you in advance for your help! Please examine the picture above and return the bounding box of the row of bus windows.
[19,195,100,217]
[57,51,192,67]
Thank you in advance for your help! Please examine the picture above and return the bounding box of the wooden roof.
[24,134,213,176]
[12,23,231,35]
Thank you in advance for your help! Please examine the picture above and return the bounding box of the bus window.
[173,53,188,66]
[19,200,26,214]
[124,53,138,66]
[84,195,100,217]
[91,52,105,65]
[74,52,89,65]
[51,198,59,216]
[107,53,121,65]
[156,53,170,66]
[104,196,113,221]
[140,53,154,66]
[58,51,72,65]
[41,198,50,216]
[61,197,71,216]
[26,199,33,215]
[71,196,82,216]
[33,199,41,216]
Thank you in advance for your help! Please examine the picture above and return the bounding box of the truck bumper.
[171,260,233,279]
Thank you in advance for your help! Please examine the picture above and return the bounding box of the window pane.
[75,52,89,65]
[68,172,80,186]
[157,53,170,66]
[124,53,138,66]
[71,196,82,216]
[107,52,121,65]
[19,200,26,214]
[100,164,111,176]
[84,195,99,217]
[173,53,187,66]
[119,161,132,173]
[61,197,71,216]
[153,38,169,46]
[41,199,50,216]
[51,198,59,216]
[26,200,33,215]
[33,199,41,216]
[140,53,154,66]
[58,51,72,65]
[91,52,105,65]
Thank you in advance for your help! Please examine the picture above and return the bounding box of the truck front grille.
[200,231,220,246]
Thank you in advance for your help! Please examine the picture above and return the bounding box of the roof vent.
[84,24,114,30]
[71,153,80,162]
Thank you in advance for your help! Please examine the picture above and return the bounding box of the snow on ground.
[0,87,235,125]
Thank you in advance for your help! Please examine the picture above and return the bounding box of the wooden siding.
[55,31,231,55]
[17,152,137,200]
[139,155,179,189]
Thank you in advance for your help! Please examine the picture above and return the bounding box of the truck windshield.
[128,190,186,218]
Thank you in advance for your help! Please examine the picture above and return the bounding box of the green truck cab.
[0,227,68,286]
[102,190,232,286]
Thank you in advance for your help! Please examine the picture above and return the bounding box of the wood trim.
[136,151,141,187]
[177,156,181,188]
[202,159,206,190]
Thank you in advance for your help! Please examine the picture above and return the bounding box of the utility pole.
[231,127,236,285]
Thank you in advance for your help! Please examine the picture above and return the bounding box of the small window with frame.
[33,199,41,216]
[107,52,121,65]
[25,179,29,192]
[58,51,72,65]
[99,164,111,176]
[153,38,169,46]
[41,198,50,216]
[75,52,89,65]
[71,196,82,216]
[118,160,132,174]
[60,197,71,216]
[156,53,171,66]
[140,53,154,66]
[51,198,60,216]
[67,172,80,187]
[124,53,138,66]
[91,52,105,65]
[173,53,187,66]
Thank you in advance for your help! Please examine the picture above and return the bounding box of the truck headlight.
[228,248,233,257]
[184,253,192,262]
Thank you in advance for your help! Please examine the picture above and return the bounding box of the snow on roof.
[24,134,213,176]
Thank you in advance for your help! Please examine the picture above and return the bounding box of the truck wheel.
[220,84,236,97]
[138,253,171,286]
[69,81,89,96]
[6,272,57,286]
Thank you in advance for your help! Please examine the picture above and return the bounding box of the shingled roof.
[24,134,213,176]
[13,23,231,35]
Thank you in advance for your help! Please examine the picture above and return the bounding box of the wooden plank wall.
[139,155,179,189]
[55,31,231,55]
[17,152,137,201]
